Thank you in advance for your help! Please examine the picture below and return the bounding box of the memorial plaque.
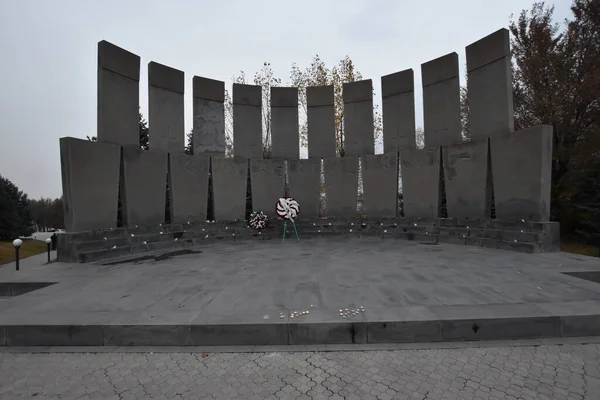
[169,154,210,223]
[400,148,440,218]
[466,28,514,139]
[382,69,416,152]
[233,84,262,159]
[343,80,374,157]
[490,125,552,221]
[287,159,321,219]
[121,147,168,226]
[271,87,299,159]
[60,137,121,232]
[250,159,285,217]
[362,153,399,217]
[307,85,336,159]
[324,157,359,218]
[443,139,489,219]
[148,62,185,153]
[421,53,461,148]
[193,76,226,156]
[211,158,248,221]
[97,41,140,147]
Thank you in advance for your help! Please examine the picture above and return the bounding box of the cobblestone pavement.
[1,344,600,400]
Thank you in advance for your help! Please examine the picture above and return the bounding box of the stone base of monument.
[1,238,599,348]
[57,217,560,264]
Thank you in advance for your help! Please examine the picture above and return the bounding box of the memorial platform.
[1,239,599,347]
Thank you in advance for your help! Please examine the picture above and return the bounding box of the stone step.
[61,218,557,263]
[3,307,599,346]
[79,238,195,263]
[78,228,543,263]
[437,227,543,242]
[63,217,557,240]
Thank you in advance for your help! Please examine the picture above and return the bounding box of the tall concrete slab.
[421,53,461,147]
[343,80,374,157]
[60,137,121,232]
[233,84,262,159]
[307,85,337,159]
[466,28,514,139]
[250,159,285,217]
[271,87,299,159]
[362,153,399,217]
[97,41,140,147]
[443,139,489,219]
[287,159,321,219]
[400,148,440,217]
[121,147,168,227]
[211,158,248,221]
[490,125,553,222]
[168,154,210,223]
[148,62,185,153]
[381,69,416,153]
[324,157,359,218]
[193,76,226,157]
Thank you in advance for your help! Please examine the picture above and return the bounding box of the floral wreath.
[276,197,300,221]
[249,211,268,229]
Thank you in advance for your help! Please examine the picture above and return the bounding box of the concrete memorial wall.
[343,80,375,157]
[421,53,462,148]
[121,147,168,227]
[401,148,441,218]
[168,154,210,223]
[148,62,185,153]
[271,87,299,159]
[362,153,399,218]
[307,85,337,159]
[61,27,556,237]
[381,69,416,153]
[490,125,553,222]
[211,158,248,221]
[60,137,121,232]
[287,159,321,219]
[193,76,226,157]
[250,159,286,217]
[442,139,489,219]
[97,41,140,147]
[324,158,359,218]
[233,84,263,160]
[466,28,514,139]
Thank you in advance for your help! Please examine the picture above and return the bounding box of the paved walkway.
[1,340,599,399]
[0,250,56,280]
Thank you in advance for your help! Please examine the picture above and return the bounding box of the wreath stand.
[282,218,299,241]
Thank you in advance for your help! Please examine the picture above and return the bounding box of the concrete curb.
[2,313,598,347]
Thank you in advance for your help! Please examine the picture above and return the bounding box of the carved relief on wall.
[193,100,225,154]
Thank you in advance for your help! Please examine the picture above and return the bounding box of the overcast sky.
[0,0,572,200]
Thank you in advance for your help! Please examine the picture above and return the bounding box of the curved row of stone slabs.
[60,125,552,232]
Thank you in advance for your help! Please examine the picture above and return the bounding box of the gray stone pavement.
[1,339,600,399]
[1,240,600,345]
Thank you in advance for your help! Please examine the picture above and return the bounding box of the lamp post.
[45,237,52,263]
[12,239,22,271]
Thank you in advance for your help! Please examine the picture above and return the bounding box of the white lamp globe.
[45,238,52,244]
[12,239,23,248]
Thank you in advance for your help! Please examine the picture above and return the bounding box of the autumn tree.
[290,55,383,156]
[509,0,600,238]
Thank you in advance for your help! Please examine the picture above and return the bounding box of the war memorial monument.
[0,28,598,347]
